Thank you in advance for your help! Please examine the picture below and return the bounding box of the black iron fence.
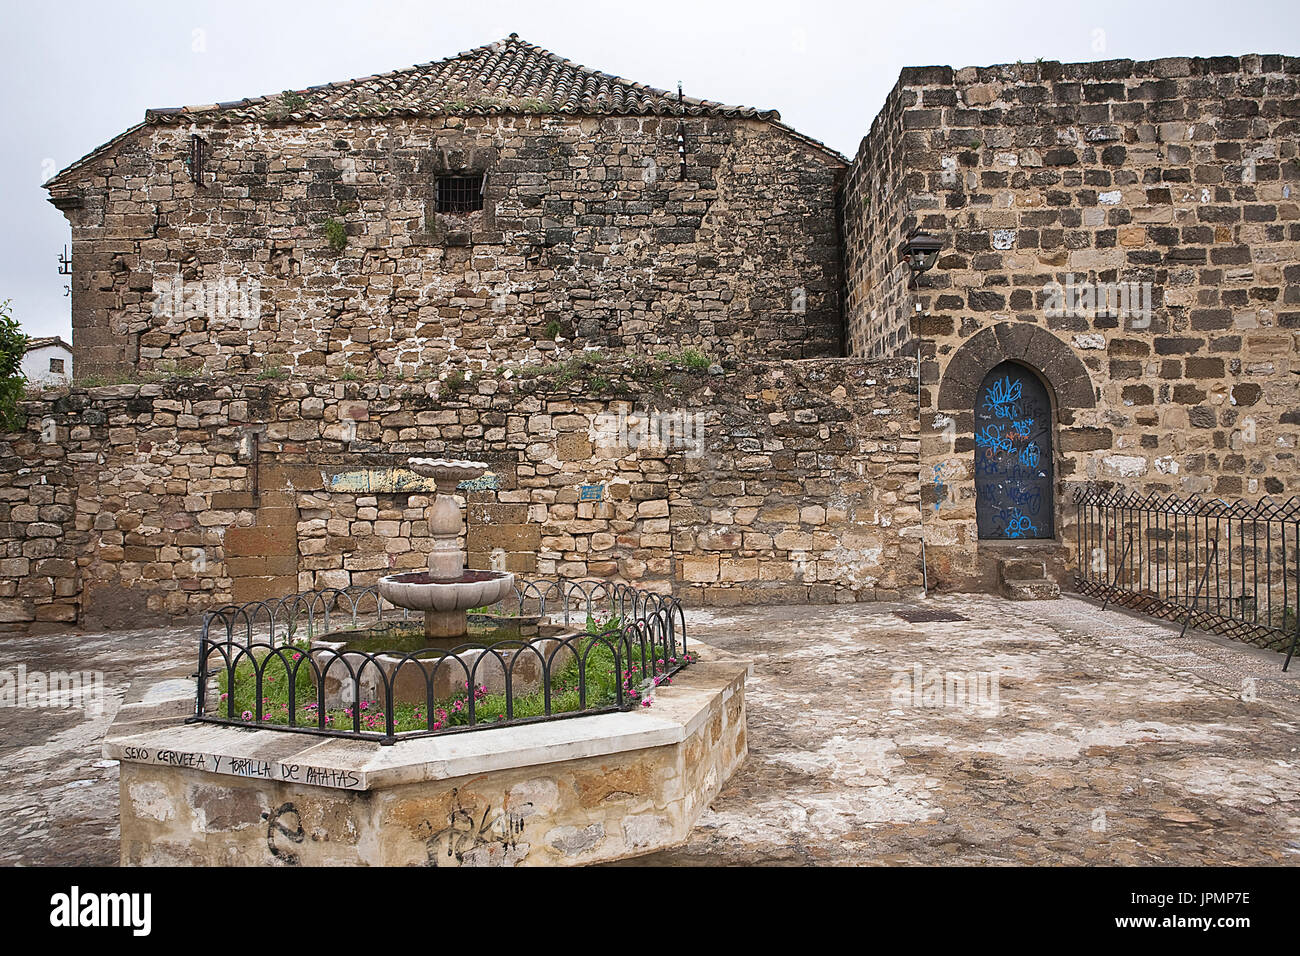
[192,579,690,744]
[1073,487,1300,668]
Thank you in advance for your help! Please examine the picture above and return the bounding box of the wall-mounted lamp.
[902,231,943,287]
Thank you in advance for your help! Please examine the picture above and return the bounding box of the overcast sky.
[2,0,1297,340]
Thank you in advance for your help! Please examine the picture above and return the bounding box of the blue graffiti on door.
[982,375,1024,419]
[973,362,1053,539]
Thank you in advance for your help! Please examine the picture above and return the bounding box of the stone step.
[999,557,1049,581]
[998,558,1060,600]
[1001,579,1062,600]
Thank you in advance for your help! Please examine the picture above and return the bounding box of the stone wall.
[0,424,80,633]
[0,356,921,632]
[840,71,916,359]
[841,54,1300,589]
[51,114,844,381]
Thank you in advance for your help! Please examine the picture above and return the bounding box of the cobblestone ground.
[0,625,192,866]
[628,595,1300,865]
[3,594,1298,866]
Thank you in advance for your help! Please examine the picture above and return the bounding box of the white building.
[22,336,73,384]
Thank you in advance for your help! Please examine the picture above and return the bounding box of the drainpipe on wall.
[914,293,928,600]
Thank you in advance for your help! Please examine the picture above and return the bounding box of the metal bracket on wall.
[241,425,267,496]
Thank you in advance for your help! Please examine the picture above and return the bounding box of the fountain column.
[424,470,471,638]
[377,459,516,645]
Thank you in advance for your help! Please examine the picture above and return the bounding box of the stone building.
[1,40,1294,632]
[44,34,844,380]
[20,337,73,386]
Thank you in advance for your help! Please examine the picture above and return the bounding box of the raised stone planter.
[104,642,748,866]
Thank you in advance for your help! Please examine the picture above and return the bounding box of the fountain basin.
[379,569,517,639]
[378,570,516,613]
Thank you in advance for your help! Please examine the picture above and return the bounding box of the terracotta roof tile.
[24,336,72,353]
[145,34,781,125]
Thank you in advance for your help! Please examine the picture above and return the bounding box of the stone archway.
[936,322,1095,422]
[930,323,1096,592]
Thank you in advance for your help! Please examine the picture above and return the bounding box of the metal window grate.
[188,134,207,186]
[436,174,484,213]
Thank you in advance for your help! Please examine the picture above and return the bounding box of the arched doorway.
[974,361,1054,539]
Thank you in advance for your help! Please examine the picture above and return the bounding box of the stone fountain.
[377,458,516,645]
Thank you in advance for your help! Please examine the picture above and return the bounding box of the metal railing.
[1073,487,1300,669]
[192,579,690,744]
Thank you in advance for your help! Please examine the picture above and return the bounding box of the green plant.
[78,370,141,387]
[680,348,711,370]
[257,366,288,381]
[280,90,306,111]
[585,614,621,635]
[442,369,467,394]
[543,319,562,341]
[322,218,347,254]
[0,301,29,432]
[156,359,201,379]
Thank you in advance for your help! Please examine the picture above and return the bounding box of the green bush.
[0,300,29,432]
[322,218,347,254]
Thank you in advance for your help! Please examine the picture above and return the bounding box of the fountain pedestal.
[378,459,515,641]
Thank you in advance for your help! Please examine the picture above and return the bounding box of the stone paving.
[3,594,1299,866]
